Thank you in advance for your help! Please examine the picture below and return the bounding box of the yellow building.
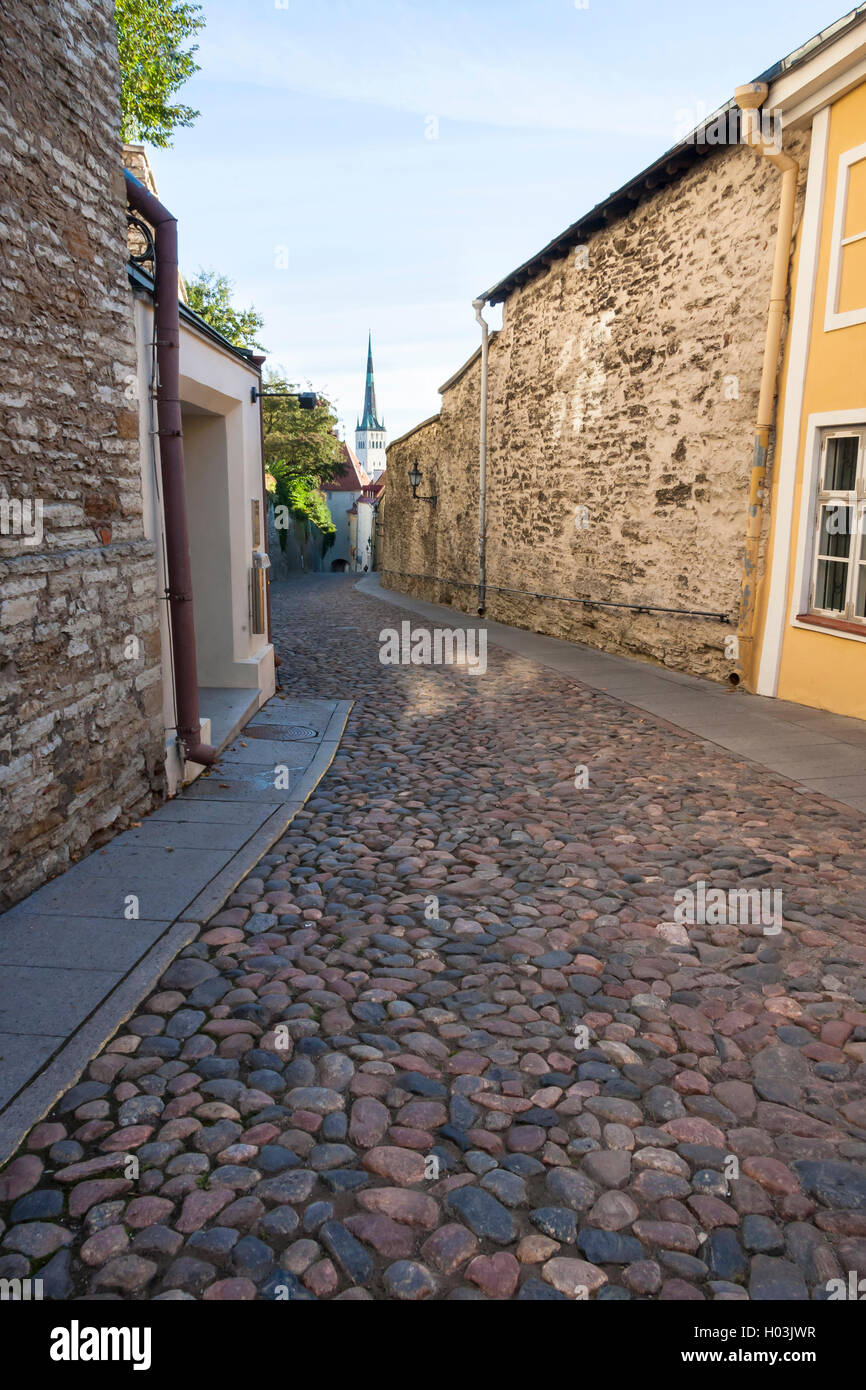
[755,8,866,718]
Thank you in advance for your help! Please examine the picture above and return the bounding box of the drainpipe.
[248,353,280,675]
[472,297,490,615]
[731,83,799,690]
[124,171,216,766]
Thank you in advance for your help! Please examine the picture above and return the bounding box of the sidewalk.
[358,575,866,814]
[0,692,351,1163]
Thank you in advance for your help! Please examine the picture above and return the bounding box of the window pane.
[819,504,852,556]
[843,157,866,240]
[839,236,866,315]
[824,436,859,490]
[857,565,866,619]
[815,558,849,611]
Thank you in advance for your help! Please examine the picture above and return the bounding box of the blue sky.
[149,0,850,442]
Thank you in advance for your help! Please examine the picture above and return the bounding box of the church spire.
[360,332,384,431]
[354,332,387,481]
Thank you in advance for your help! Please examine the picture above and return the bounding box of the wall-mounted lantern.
[408,461,437,506]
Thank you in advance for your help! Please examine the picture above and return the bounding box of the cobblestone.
[1,575,865,1299]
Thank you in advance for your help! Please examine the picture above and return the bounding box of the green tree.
[263,373,346,550]
[267,469,336,552]
[262,373,345,486]
[116,0,205,148]
[185,269,266,351]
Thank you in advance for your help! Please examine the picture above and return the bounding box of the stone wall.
[0,0,165,909]
[381,130,811,682]
[267,509,330,576]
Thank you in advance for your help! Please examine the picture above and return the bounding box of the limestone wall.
[381,130,811,681]
[0,0,164,908]
[267,509,331,576]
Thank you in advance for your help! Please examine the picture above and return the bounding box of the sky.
[149,0,852,443]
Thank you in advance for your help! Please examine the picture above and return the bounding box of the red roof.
[358,479,384,504]
[323,442,370,491]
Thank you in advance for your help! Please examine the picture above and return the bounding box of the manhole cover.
[244,724,318,741]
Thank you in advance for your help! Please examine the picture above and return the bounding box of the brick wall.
[0,0,165,909]
[381,130,811,683]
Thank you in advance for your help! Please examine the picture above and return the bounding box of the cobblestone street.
[2,573,866,1302]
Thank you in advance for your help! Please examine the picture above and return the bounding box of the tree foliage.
[267,469,336,550]
[185,270,266,351]
[263,373,346,547]
[116,0,205,148]
[261,373,346,487]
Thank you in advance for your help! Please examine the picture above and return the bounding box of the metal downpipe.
[473,298,490,615]
[124,171,215,766]
[732,84,799,691]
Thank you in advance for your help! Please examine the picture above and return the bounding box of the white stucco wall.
[353,500,376,571]
[134,293,275,789]
[325,489,362,568]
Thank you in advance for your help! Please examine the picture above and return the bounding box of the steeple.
[359,332,384,431]
[354,332,387,481]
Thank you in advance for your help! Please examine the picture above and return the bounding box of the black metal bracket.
[127,213,155,268]
[251,388,318,409]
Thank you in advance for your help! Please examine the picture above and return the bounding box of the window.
[809,430,866,622]
[826,142,866,330]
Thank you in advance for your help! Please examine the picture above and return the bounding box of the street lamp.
[250,387,318,408]
[408,461,437,505]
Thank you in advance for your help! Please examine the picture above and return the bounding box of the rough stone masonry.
[382,126,811,684]
[0,0,164,909]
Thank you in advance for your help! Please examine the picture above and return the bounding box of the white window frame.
[808,430,866,621]
[790,412,866,642]
[825,140,866,331]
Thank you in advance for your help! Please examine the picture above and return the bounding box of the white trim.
[768,16,866,127]
[773,53,866,128]
[808,431,866,617]
[825,140,866,330]
[756,107,830,695]
[789,409,866,644]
